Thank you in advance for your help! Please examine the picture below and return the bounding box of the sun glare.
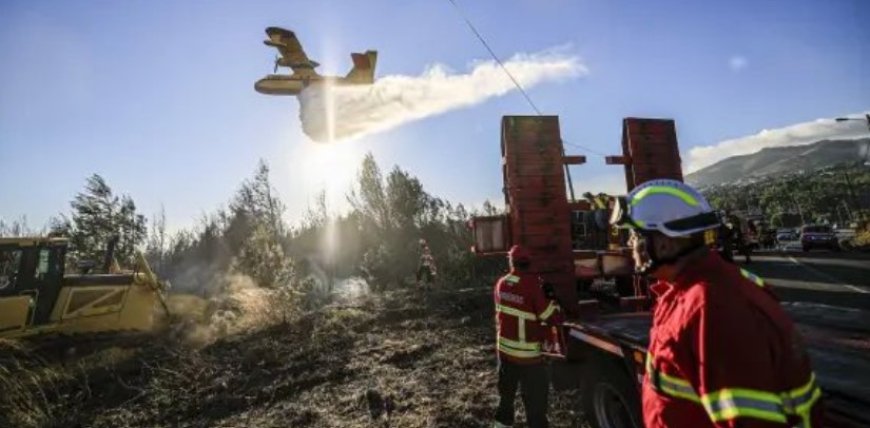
[300,140,359,211]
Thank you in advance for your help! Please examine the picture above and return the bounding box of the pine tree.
[67,174,147,268]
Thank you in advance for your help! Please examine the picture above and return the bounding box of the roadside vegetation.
[701,162,870,249]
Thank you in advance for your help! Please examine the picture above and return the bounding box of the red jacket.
[493,271,562,364]
[643,251,823,427]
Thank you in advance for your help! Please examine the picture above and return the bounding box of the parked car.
[800,224,839,251]
[775,228,798,243]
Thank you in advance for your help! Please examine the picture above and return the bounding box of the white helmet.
[610,179,719,238]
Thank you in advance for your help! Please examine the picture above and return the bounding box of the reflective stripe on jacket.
[647,352,821,425]
[493,272,561,364]
[643,251,824,428]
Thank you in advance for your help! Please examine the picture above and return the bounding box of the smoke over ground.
[298,49,587,142]
[168,273,372,346]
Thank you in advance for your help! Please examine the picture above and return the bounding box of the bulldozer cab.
[0,237,166,339]
[0,238,67,329]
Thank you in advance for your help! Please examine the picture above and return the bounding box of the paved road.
[740,250,870,310]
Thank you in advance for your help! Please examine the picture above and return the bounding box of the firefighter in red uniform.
[493,245,562,428]
[610,179,823,427]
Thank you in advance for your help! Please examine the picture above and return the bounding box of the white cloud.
[686,111,870,173]
[728,55,748,72]
[297,48,587,142]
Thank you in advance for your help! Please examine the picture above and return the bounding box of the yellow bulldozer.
[0,236,169,339]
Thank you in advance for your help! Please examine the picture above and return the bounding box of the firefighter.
[493,245,562,428]
[716,213,736,263]
[416,239,437,289]
[609,179,823,427]
[730,214,753,264]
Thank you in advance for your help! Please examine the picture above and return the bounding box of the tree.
[701,163,870,228]
[0,216,33,237]
[230,160,285,235]
[145,206,168,274]
[344,153,493,288]
[482,200,501,216]
[67,174,147,267]
[117,195,147,265]
[385,166,428,230]
[302,189,329,229]
[348,153,389,230]
[233,222,296,289]
[225,160,297,289]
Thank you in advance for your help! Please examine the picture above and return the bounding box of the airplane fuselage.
[254,74,360,96]
[255,27,377,96]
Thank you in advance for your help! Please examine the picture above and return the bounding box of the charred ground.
[1,287,589,428]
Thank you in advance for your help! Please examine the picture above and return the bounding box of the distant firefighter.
[416,239,437,288]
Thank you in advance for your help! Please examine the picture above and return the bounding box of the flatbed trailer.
[562,302,870,428]
[471,115,870,426]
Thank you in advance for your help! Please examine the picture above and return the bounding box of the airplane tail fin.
[345,50,377,83]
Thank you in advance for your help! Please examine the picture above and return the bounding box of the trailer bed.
[564,302,870,426]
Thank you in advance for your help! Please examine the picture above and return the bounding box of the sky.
[1,0,868,232]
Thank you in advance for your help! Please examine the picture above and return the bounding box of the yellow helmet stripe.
[631,186,700,207]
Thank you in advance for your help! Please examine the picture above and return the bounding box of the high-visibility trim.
[740,269,765,287]
[505,275,520,284]
[630,185,700,207]
[647,352,819,425]
[518,313,526,341]
[498,336,540,351]
[497,340,541,359]
[646,352,699,402]
[791,387,821,428]
[784,373,822,428]
[788,373,816,401]
[657,371,701,403]
[496,304,536,320]
[539,301,558,320]
[701,388,788,424]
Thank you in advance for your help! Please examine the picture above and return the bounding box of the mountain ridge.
[686,138,870,187]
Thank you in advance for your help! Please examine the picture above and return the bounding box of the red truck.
[471,116,870,427]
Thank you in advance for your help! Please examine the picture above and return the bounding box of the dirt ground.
[1,287,591,428]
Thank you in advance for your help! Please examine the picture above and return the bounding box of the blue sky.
[1,0,868,231]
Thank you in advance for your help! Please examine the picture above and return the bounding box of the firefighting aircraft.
[254,27,378,95]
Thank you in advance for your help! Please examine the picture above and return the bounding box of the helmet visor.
[662,211,721,233]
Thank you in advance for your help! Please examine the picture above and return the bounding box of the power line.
[445,0,542,116]
[445,0,605,161]
[561,139,608,157]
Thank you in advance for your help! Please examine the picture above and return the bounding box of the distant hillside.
[686,138,870,187]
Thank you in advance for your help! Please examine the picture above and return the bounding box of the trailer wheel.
[581,361,642,428]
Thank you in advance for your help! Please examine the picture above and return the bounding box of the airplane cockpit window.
[0,249,23,292]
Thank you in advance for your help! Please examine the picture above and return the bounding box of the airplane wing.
[264,27,319,72]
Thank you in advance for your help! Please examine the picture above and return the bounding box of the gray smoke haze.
[298,49,587,142]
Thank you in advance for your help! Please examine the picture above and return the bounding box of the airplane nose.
[254,78,268,94]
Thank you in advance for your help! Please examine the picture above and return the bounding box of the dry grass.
[1,288,591,428]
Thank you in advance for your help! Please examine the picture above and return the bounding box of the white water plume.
[298,48,587,142]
